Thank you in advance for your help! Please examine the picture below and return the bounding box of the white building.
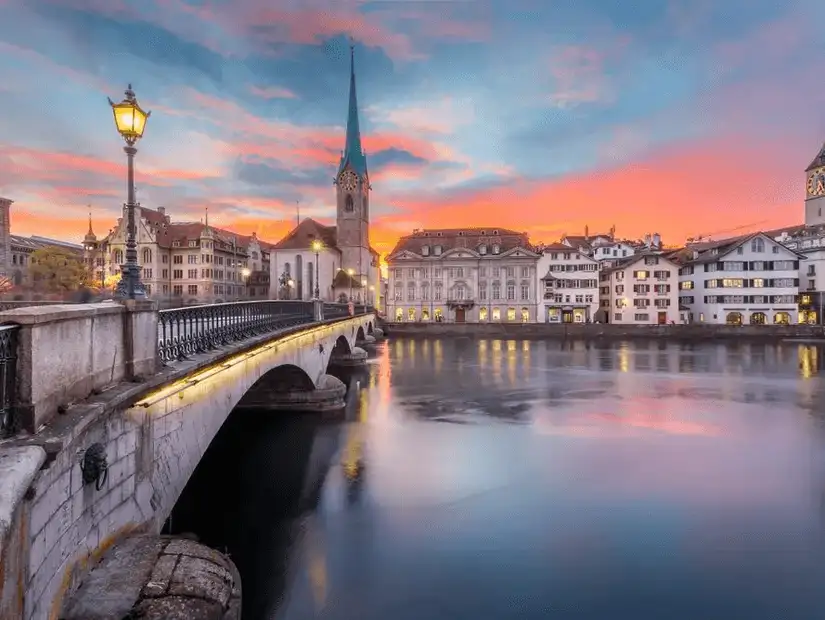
[386,228,540,323]
[601,253,680,324]
[536,243,600,323]
[677,232,802,325]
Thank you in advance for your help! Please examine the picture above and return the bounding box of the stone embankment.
[383,322,825,341]
[60,535,241,619]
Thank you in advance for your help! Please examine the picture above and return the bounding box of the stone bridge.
[0,300,379,620]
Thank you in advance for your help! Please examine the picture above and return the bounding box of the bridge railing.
[0,324,19,437]
[157,300,374,364]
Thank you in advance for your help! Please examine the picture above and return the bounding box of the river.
[172,338,825,620]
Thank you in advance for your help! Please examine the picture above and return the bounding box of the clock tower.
[335,45,371,287]
[805,142,825,226]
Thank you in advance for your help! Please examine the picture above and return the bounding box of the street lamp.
[347,268,355,301]
[108,84,150,300]
[360,278,367,304]
[311,240,323,299]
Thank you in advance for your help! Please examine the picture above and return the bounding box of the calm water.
[174,338,825,620]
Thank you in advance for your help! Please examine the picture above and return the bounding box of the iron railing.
[322,303,369,319]
[0,325,19,437]
[158,300,317,363]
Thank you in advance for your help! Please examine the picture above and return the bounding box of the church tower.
[335,45,371,284]
[805,142,825,226]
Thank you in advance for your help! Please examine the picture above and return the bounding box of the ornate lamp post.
[108,84,150,300]
[311,240,322,299]
[347,268,355,302]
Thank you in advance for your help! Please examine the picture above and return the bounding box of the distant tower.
[805,142,825,227]
[0,197,12,277]
[334,44,371,284]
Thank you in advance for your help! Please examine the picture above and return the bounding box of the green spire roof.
[338,45,368,177]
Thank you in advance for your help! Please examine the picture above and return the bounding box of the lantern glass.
[111,101,149,140]
[311,240,323,252]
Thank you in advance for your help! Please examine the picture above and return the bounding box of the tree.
[103,273,121,291]
[28,246,91,293]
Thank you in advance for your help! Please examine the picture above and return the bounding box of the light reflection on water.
[269,339,825,620]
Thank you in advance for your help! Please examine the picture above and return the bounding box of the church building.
[269,47,380,306]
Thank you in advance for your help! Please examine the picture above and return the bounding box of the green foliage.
[28,246,90,293]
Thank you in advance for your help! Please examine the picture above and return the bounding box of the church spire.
[807,141,825,172]
[338,42,368,177]
[84,207,97,243]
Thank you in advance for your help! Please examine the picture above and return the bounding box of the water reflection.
[196,338,825,620]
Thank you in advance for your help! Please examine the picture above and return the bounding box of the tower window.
[345,195,354,212]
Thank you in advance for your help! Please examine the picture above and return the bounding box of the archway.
[774,312,791,325]
[726,312,742,325]
[330,334,352,357]
[355,326,366,342]
[367,321,374,335]
[749,312,767,325]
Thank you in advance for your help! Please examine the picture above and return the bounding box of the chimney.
[157,206,165,216]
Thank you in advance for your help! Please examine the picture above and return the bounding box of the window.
[750,237,765,253]
[421,282,429,301]
[737,247,743,255]
[520,284,529,300]
[173,269,183,279]
[422,245,430,256]
[345,195,354,212]
[680,281,693,290]
[173,285,183,296]
[455,285,466,300]
[188,285,198,295]
[506,284,515,300]
[521,267,530,277]
[633,270,649,279]
[492,308,501,321]
[395,308,403,321]
[492,244,500,254]
[507,308,516,321]
[188,254,198,264]
[188,269,197,279]
[434,283,443,300]
[479,284,487,300]
[407,282,415,301]
[434,245,443,255]
[142,248,152,263]
[506,267,515,278]
[478,244,487,255]
[634,313,649,321]
[492,284,501,299]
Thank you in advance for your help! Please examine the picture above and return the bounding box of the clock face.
[339,170,359,192]
[808,167,825,197]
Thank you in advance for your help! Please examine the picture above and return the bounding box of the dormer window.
[458,231,464,236]
[493,230,499,235]
[479,244,487,255]
[422,245,430,256]
[492,244,500,255]
[436,232,443,237]
[434,245,443,255]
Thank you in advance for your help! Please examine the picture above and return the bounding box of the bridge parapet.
[0,301,158,434]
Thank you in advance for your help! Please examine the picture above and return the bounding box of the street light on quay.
[311,240,323,299]
[361,278,367,304]
[108,84,150,300]
[347,268,355,302]
[241,267,251,300]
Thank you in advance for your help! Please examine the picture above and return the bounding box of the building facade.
[601,253,680,324]
[386,228,539,323]
[84,206,273,304]
[677,233,802,325]
[536,243,600,323]
[269,47,380,307]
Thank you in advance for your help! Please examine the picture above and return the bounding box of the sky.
[0,0,824,257]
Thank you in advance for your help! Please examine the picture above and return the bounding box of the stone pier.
[60,535,241,620]
[372,327,385,340]
[355,334,377,349]
[328,346,368,367]
[237,373,347,412]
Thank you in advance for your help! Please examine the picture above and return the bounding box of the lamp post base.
[114,263,147,300]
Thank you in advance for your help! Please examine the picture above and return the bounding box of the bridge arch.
[367,321,374,335]
[331,334,352,356]
[355,326,366,342]
[245,363,315,396]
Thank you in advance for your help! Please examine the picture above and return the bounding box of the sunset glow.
[0,0,823,255]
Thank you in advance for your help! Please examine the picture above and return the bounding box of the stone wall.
[0,301,158,432]
[2,313,373,620]
[383,322,825,340]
